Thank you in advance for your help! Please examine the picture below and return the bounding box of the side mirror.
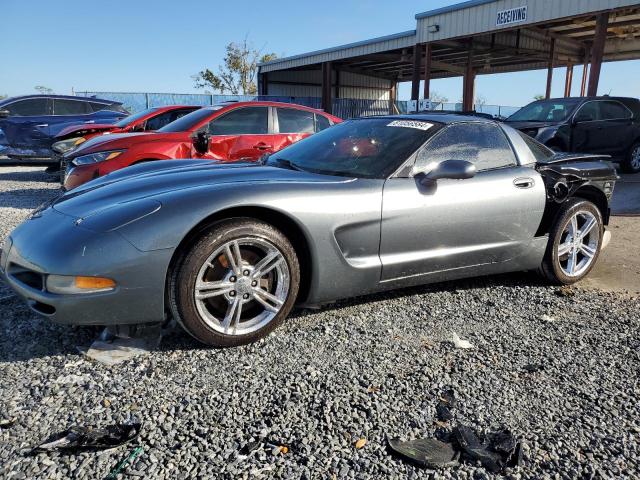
[0,109,10,118]
[192,130,210,155]
[417,160,476,185]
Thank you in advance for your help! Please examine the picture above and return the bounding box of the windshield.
[158,106,221,133]
[267,118,442,179]
[113,108,158,127]
[507,99,581,122]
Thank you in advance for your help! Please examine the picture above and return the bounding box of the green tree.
[34,85,54,94]
[0,94,6,100]
[533,94,545,100]
[193,38,277,95]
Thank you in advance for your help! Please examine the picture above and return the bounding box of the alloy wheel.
[193,238,290,335]
[556,210,599,277]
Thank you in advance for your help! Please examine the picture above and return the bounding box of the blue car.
[0,95,129,165]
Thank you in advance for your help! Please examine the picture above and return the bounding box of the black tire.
[168,218,300,347]
[538,198,603,285]
[621,141,640,174]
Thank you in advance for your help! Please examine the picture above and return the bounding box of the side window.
[145,109,194,130]
[5,98,49,116]
[89,102,108,112]
[415,123,517,173]
[208,107,268,135]
[276,108,315,134]
[574,102,600,122]
[600,101,632,120]
[54,99,90,115]
[315,114,331,132]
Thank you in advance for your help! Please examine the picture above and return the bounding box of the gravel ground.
[1,167,639,479]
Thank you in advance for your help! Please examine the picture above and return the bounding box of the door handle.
[253,143,272,150]
[36,124,48,127]
[514,177,534,189]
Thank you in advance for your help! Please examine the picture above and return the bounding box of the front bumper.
[1,207,173,325]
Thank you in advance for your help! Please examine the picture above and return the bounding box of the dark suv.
[505,96,640,173]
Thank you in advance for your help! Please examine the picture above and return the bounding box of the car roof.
[0,94,121,106]
[538,96,638,102]
[363,113,497,124]
[204,100,330,114]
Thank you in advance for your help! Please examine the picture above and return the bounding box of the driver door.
[379,122,545,281]
[200,106,273,161]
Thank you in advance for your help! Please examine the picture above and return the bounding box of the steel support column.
[545,38,556,99]
[462,48,475,111]
[564,63,573,97]
[258,72,268,96]
[411,44,423,110]
[423,43,432,101]
[321,61,333,114]
[588,13,609,96]
[580,47,590,96]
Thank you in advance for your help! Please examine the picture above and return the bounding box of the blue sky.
[2,0,639,107]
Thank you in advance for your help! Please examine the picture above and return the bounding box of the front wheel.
[538,198,603,285]
[622,141,640,173]
[169,219,300,347]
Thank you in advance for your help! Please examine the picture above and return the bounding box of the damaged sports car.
[1,114,616,347]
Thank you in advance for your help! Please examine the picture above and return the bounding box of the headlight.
[46,274,116,294]
[52,137,86,154]
[72,150,125,166]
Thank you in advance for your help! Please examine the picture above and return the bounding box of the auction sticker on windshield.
[386,120,433,130]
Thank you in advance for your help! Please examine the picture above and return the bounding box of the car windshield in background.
[517,130,555,162]
[267,118,442,179]
[157,106,221,133]
[507,99,581,122]
[113,108,158,127]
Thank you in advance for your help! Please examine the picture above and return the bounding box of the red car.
[62,101,341,190]
[52,105,201,155]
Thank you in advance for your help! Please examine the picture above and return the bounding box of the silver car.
[1,114,616,347]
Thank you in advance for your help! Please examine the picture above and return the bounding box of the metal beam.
[423,43,432,100]
[564,63,573,97]
[462,47,475,111]
[321,61,333,114]
[588,13,609,96]
[580,47,590,96]
[546,38,556,99]
[411,44,423,104]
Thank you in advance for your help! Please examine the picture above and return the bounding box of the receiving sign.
[496,6,527,26]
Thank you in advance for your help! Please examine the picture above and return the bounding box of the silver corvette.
[1,114,616,347]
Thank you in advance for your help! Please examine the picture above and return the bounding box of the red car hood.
[55,123,121,139]
[69,131,189,155]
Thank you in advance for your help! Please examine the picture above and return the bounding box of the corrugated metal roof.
[415,0,496,19]
[259,30,416,72]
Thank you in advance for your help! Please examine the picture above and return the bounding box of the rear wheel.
[169,219,299,347]
[538,198,603,284]
[622,141,640,173]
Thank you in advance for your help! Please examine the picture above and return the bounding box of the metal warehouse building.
[257,0,640,114]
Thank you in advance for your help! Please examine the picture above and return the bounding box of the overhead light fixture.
[428,24,440,33]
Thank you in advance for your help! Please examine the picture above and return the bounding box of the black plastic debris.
[522,363,544,373]
[387,436,460,468]
[388,390,523,473]
[32,423,141,453]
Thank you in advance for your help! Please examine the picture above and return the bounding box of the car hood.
[504,120,559,129]
[55,123,118,139]
[68,131,187,156]
[52,160,352,218]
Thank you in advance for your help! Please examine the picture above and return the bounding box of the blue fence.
[75,91,520,119]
